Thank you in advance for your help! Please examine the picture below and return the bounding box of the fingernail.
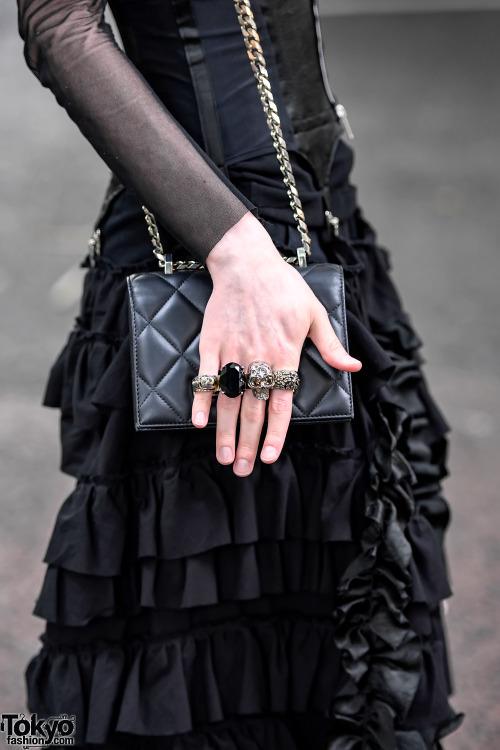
[194,411,206,427]
[219,446,233,464]
[344,355,362,366]
[261,445,277,462]
[234,459,251,476]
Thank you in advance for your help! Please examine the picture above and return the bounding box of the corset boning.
[109,0,297,165]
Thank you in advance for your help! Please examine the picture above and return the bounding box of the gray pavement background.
[1,4,499,748]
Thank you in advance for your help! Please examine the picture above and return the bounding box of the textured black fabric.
[257,0,343,191]
[20,1,463,747]
[29,202,463,748]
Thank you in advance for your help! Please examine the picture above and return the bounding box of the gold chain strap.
[234,0,311,267]
[144,209,206,271]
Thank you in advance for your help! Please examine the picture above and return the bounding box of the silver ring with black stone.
[246,360,274,401]
[218,362,246,398]
[272,370,300,392]
[191,374,220,395]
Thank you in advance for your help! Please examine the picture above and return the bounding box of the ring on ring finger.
[271,369,300,392]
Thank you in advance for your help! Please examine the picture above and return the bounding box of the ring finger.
[260,363,298,464]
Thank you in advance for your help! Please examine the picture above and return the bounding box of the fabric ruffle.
[34,537,361,626]
[26,209,463,749]
[31,429,365,627]
[27,612,346,745]
[64,713,314,750]
[31,476,451,633]
[320,222,463,748]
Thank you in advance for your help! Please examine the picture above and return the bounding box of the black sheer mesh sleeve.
[17,0,256,262]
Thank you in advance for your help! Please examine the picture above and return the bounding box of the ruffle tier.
[55,713,327,750]
[31,465,449,631]
[25,209,463,748]
[27,609,347,745]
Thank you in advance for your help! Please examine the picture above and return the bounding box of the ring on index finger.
[191,374,220,394]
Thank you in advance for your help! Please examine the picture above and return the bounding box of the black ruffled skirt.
[24,144,463,749]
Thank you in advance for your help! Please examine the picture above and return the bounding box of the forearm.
[17,0,256,262]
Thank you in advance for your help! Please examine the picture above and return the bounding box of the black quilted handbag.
[127,262,352,430]
[126,0,354,430]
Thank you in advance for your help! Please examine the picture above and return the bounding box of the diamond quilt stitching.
[138,374,185,422]
[302,347,352,400]
[134,273,211,392]
[134,308,200,390]
[154,272,209,316]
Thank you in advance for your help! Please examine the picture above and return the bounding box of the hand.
[191,212,362,476]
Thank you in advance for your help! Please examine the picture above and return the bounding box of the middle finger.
[233,387,267,477]
[216,391,241,466]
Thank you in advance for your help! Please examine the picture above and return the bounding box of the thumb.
[308,306,362,372]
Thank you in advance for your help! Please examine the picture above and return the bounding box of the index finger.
[191,353,220,428]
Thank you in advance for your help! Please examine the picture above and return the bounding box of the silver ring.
[246,360,274,400]
[272,370,300,393]
[191,374,220,394]
[218,362,246,398]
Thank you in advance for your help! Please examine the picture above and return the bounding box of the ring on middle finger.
[246,360,274,400]
[218,362,246,398]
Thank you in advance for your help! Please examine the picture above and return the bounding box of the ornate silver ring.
[191,374,220,394]
[272,370,300,392]
[246,360,274,400]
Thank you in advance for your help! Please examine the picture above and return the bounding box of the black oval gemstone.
[219,362,245,398]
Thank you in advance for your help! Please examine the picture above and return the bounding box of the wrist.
[205,211,282,278]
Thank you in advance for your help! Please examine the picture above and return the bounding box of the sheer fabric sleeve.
[17,0,256,262]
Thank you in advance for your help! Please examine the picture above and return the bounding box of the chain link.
[141,207,173,272]
[234,0,311,263]
[88,228,101,267]
[142,206,205,272]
